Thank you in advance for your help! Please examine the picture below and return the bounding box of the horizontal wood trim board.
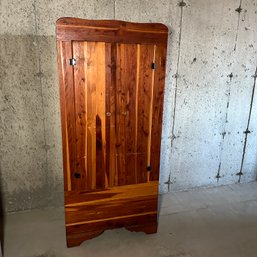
[66,212,157,235]
[66,211,157,227]
[56,18,168,44]
[65,182,158,225]
[56,17,168,32]
[65,181,158,205]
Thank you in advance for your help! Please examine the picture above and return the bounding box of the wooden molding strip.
[66,211,157,227]
[56,17,168,44]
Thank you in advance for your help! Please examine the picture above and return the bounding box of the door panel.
[73,41,110,190]
[72,42,157,189]
[115,43,156,185]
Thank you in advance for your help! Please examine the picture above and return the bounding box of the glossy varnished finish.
[56,18,168,247]
[65,181,158,247]
[56,17,168,44]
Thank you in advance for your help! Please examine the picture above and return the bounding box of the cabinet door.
[61,41,165,191]
[116,44,166,185]
[115,43,166,185]
[72,41,111,191]
[116,43,156,185]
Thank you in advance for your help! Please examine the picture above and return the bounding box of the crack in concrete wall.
[238,67,257,182]
[171,0,185,148]
[165,1,186,192]
[234,0,243,51]
[216,73,233,182]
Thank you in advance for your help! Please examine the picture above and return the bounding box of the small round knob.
[106,112,111,117]
[122,111,127,116]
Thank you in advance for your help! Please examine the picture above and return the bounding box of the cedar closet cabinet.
[56,17,168,247]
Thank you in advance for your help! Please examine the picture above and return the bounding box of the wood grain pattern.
[66,213,157,247]
[73,41,87,190]
[72,41,109,190]
[56,18,168,44]
[65,181,158,246]
[150,45,167,181]
[116,43,139,185]
[56,18,168,247]
[105,43,117,187]
[57,41,77,191]
[137,44,155,183]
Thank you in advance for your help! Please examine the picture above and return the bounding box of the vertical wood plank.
[124,44,137,185]
[116,44,138,185]
[150,45,167,181]
[116,43,126,185]
[86,42,107,189]
[137,44,155,183]
[105,43,117,187]
[57,41,77,191]
[105,44,111,187]
[73,41,87,190]
[57,41,69,191]
[135,44,140,184]
[147,45,156,182]
[95,42,107,189]
[86,42,97,189]
[110,44,118,186]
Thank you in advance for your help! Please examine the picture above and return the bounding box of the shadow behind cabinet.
[56,17,168,247]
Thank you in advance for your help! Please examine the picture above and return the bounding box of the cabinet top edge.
[56,17,169,34]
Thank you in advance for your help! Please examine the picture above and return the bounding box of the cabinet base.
[66,219,158,247]
[65,182,159,247]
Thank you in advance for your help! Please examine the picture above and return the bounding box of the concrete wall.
[0,0,256,212]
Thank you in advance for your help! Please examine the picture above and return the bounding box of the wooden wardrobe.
[56,17,168,247]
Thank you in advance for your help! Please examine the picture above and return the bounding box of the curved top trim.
[56,17,168,45]
[56,17,168,32]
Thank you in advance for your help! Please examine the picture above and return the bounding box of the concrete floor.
[2,182,257,257]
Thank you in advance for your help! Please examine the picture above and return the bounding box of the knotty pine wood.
[56,18,168,247]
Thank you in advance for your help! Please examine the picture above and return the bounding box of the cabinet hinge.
[69,58,76,66]
[151,63,157,69]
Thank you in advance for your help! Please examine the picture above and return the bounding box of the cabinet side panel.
[57,41,68,191]
[150,45,167,181]
[57,41,77,191]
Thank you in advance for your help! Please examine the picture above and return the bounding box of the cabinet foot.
[66,230,104,248]
[125,221,158,234]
